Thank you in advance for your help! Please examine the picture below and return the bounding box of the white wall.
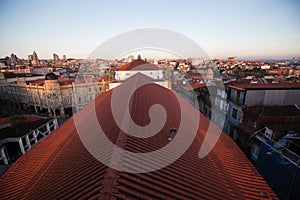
[109,81,169,90]
[245,89,300,106]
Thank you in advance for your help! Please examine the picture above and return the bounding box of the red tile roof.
[26,79,45,86]
[58,77,74,85]
[0,73,277,199]
[181,82,207,91]
[117,59,161,71]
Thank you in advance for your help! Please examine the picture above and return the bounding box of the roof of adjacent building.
[245,105,300,118]
[0,73,277,200]
[181,82,207,91]
[228,78,300,90]
[0,114,45,125]
[117,59,161,71]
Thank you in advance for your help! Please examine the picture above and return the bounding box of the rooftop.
[181,82,207,91]
[228,78,300,90]
[0,74,277,199]
[245,105,300,118]
[117,59,161,71]
[26,77,74,86]
[1,72,43,79]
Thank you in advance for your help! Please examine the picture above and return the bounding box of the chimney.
[168,128,177,140]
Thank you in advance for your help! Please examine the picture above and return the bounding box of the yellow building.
[0,72,105,117]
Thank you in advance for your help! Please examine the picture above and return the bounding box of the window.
[63,98,68,104]
[229,125,234,135]
[251,144,260,162]
[233,130,238,140]
[236,91,240,104]
[252,120,257,128]
[231,107,238,119]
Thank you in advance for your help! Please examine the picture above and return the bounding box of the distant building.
[53,53,59,63]
[31,51,39,66]
[191,57,204,66]
[127,55,134,62]
[28,55,33,63]
[30,66,51,75]
[110,57,168,89]
[0,72,105,117]
[228,56,236,62]
[10,53,18,64]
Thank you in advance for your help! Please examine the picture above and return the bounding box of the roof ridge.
[99,77,141,199]
[100,74,152,199]
[100,130,127,199]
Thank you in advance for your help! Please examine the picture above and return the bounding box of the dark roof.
[246,105,300,118]
[45,72,58,80]
[117,59,160,71]
[0,73,277,199]
[2,72,42,79]
[228,79,300,90]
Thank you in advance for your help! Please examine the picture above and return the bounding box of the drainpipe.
[286,165,299,200]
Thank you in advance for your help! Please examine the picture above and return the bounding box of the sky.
[0,0,299,60]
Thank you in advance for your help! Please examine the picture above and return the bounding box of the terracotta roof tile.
[26,79,45,86]
[0,73,277,199]
[181,82,207,91]
[117,59,161,71]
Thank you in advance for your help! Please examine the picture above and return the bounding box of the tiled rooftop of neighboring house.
[0,73,277,199]
[117,58,161,71]
[181,82,207,91]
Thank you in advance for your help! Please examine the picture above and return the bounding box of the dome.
[45,72,58,80]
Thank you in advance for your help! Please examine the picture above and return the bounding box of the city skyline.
[0,0,300,59]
